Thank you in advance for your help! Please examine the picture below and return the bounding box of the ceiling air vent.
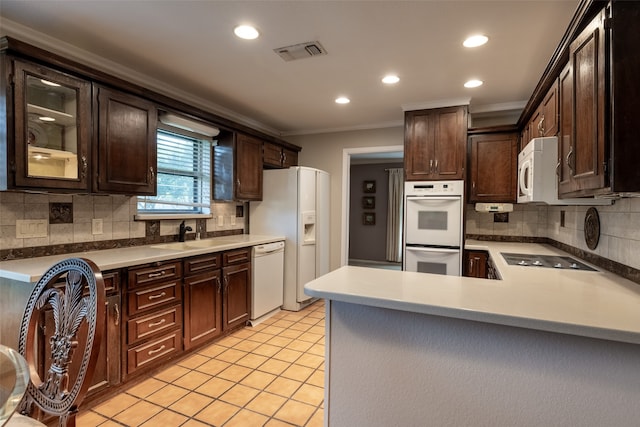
[274,41,327,62]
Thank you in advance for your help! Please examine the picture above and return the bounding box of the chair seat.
[5,413,47,426]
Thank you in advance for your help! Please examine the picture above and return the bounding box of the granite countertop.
[0,234,285,283]
[305,240,640,345]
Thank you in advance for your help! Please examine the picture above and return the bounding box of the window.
[137,129,211,216]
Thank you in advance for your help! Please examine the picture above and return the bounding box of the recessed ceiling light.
[464,79,484,88]
[335,97,350,104]
[463,35,488,48]
[39,116,56,122]
[382,75,400,84]
[234,25,259,40]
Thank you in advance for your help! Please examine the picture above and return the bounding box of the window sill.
[134,213,213,221]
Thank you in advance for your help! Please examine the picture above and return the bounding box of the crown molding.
[0,18,281,137]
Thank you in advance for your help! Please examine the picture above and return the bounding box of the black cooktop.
[501,253,597,271]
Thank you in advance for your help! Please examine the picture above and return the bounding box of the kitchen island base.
[325,300,640,427]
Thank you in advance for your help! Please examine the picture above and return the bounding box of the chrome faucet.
[179,220,192,242]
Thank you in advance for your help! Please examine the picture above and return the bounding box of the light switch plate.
[16,219,48,238]
[217,216,224,226]
[92,218,103,235]
[230,216,236,226]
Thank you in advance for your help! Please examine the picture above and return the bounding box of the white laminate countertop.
[305,240,640,345]
[0,234,285,283]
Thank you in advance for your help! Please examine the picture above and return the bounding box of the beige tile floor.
[78,300,325,427]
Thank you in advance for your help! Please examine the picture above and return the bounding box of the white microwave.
[517,137,610,206]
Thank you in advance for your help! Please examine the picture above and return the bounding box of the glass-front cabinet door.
[12,59,91,191]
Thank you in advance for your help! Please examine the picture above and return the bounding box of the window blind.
[138,130,211,214]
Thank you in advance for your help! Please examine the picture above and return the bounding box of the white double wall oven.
[403,180,464,276]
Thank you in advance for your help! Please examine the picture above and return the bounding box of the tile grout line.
[86,301,325,427]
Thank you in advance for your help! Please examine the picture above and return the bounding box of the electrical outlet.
[217,216,224,227]
[230,216,236,226]
[92,218,103,235]
[16,219,48,238]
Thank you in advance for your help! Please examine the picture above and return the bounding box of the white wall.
[286,126,404,270]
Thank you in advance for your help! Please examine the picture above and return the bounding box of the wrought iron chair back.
[15,258,105,427]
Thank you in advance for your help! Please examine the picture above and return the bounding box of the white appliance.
[251,241,285,323]
[403,180,464,276]
[250,167,330,311]
[518,137,610,205]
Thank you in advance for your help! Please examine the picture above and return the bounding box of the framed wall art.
[363,180,376,193]
[363,212,376,225]
[362,196,375,209]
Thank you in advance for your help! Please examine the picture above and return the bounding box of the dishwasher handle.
[253,241,285,256]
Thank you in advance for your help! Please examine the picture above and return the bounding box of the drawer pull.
[148,271,166,278]
[148,291,167,300]
[148,345,166,356]
[148,319,166,328]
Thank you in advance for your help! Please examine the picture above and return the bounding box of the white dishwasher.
[251,241,285,323]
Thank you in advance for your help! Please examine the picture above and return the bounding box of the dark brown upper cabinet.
[263,141,299,169]
[214,132,263,201]
[524,2,640,198]
[2,58,92,191]
[93,85,157,195]
[404,106,467,181]
[468,131,518,203]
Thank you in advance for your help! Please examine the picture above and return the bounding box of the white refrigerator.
[250,167,330,311]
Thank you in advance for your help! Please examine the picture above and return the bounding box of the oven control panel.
[405,180,464,196]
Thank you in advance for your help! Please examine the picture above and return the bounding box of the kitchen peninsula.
[305,241,640,427]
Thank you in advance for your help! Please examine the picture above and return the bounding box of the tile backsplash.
[466,197,640,271]
[0,192,245,259]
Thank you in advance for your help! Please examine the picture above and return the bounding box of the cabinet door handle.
[148,318,166,328]
[148,271,166,278]
[114,303,120,326]
[556,160,561,178]
[282,152,286,164]
[434,159,438,174]
[216,276,222,294]
[148,291,167,300]
[224,276,229,293]
[429,159,433,174]
[81,156,88,179]
[148,345,166,356]
[469,258,475,274]
[566,146,575,176]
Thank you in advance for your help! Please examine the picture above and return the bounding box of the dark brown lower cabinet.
[222,248,251,331]
[183,271,222,349]
[463,250,489,278]
[223,263,251,330]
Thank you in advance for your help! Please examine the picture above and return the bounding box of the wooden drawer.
[127,304,182,344]
[128,261,182,289]
[223,248,250,266]
[184,253,221,276]
[127,280,181,316]
[127,331,181,375]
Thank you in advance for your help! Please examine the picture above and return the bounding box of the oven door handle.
[405,246,460,254]
[405,196,461,202]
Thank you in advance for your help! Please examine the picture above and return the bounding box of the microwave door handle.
[406,247,459,254]
[519,160,531,196]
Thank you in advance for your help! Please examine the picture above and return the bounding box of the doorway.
[341,146,404,269]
